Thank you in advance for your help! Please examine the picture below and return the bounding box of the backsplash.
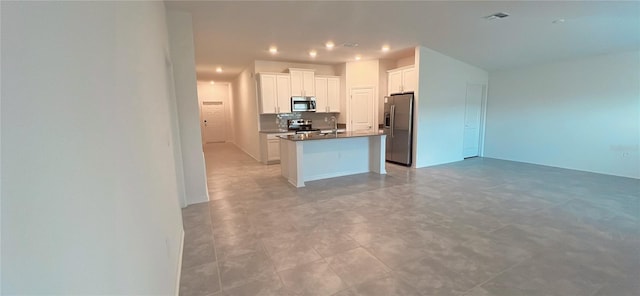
[260,113,341,130]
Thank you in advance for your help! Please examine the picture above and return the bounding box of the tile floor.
[179,143,639,296]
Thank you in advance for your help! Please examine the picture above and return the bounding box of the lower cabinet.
[260,132,294,164]
[267,138,280,161]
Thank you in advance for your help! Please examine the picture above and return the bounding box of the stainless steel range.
[287,119,321,135]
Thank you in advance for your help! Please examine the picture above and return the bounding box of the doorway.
[202,101,226,143]
[349,86,376,133]
[463,83,485,158]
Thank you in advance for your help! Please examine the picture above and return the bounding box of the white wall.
[167,11,209,205]
[254,60,337,75]
[0,19,3,291]
[197,81,234,143]
[485,51,640,178]
[345,60,381,130]
[231,66,261,160]
[414,46,489,167]
[396,56,415,68]
[1,1,183,294]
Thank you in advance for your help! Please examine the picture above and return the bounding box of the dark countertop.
[259,129,293,134]
[260,128,347,134]
[279,131,384,141]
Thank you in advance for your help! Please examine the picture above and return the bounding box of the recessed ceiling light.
[552,18,566,24]
[325,41,335,50]
[216,67,223,73]
[269,46,278,54]
[382,45,390,52]
[309,50,317,58]
[355,55,361,61]
[210,81,215,85]
[484,12,510,20]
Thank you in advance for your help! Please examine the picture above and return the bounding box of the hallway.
[179,143,638,296]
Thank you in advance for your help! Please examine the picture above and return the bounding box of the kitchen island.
[279,132,386,187]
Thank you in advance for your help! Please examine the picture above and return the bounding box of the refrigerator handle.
[390,104,395,138]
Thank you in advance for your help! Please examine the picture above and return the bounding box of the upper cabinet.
[289,68,315,96]
[315,76,341,113]
[388,70,402,95]
[257,73,291,114]
[387,66,416,94]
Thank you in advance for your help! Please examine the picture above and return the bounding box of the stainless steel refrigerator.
[383,93,414,166]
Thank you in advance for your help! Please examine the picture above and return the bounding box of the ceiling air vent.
[484,12,510,20]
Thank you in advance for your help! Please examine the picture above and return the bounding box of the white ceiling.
[165,0,640,82]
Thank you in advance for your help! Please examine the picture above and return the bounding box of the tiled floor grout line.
[182,143,639,296]
[207,206,224,295]
[460,254,530,295]
[322,255,351,293]
[257,236,289,294]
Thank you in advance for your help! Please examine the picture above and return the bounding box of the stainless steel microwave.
[291,96,316,112]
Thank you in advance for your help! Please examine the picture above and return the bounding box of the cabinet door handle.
[274,106,277,113]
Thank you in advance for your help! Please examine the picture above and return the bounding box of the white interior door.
[349,87,375,133]
[202,101,226,143]
[463,83,484,158]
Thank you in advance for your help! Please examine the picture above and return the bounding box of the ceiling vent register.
[484,12,510,20]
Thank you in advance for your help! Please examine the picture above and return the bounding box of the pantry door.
[463,83,485,158]
[202,101,226,143]
[349,87,375,133]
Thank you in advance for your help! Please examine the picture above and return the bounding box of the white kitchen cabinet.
[257,73,291,114]
[402,67,417,93]
[260,132,294,164]
[314,75,341,113]
[327,77,340,112]
[387,66,416,94]
[267,138,280,161]
[289,68,315,97]
[315,77,328,112]
[388,70,402,95]
[276,75,291,113]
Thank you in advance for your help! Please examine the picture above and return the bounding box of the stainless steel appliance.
[291,96,317,112]
[288,119,320,134]
[383,93,414,166]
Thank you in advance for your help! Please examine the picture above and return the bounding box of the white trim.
[305,169,369,182]
[231,142,261,162]
[175,229,185,296]
[479,82,489,157]
[347,85,377,132]
[186,195,210,206]
[386,65,414,73]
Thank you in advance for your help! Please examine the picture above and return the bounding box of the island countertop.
[259,129,292,134]
[279,131,383,141]
[279,131,386,187]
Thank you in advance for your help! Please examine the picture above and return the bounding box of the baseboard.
[482,156,640,180]
[186,194,209,206]
[231,142,261,162]
[305,169,369,182]
[175,229,185,296]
